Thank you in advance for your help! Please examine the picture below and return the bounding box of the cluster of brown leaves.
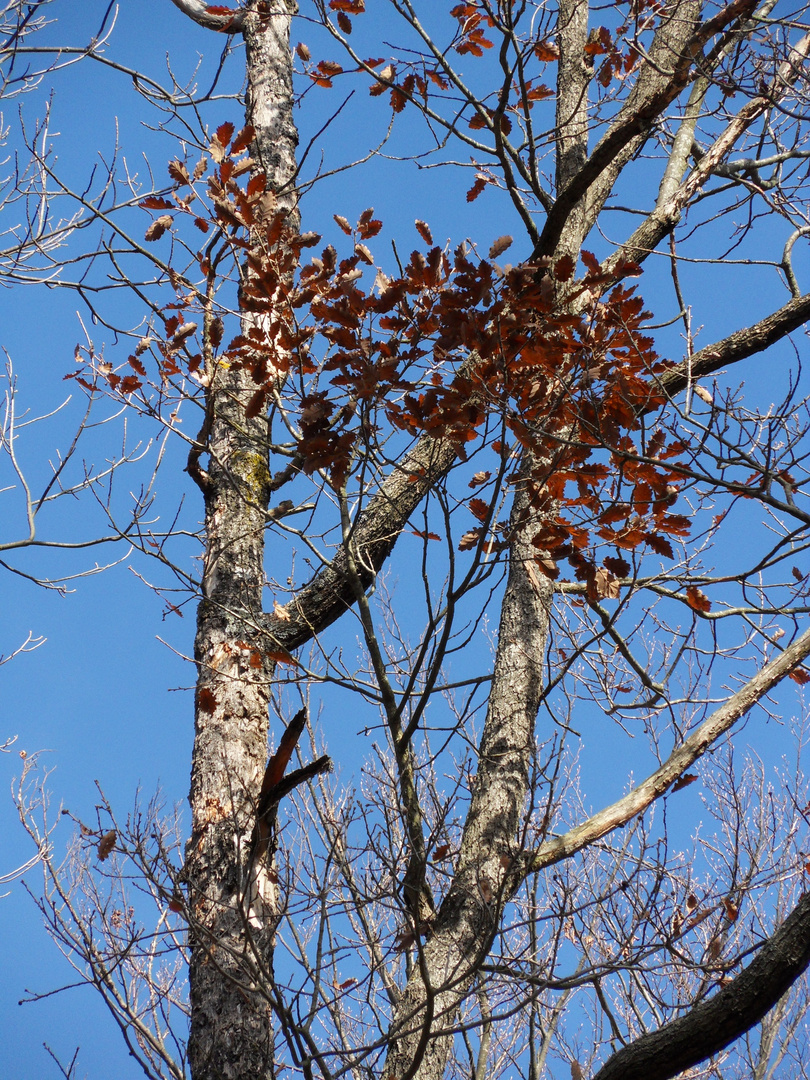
[76,115,698,598]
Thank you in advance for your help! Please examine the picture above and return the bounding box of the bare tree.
[8,1,810,1079]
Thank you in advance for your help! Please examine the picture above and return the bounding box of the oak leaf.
[98,831,117,861]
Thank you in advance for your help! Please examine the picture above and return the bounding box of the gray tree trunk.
[383,479,553,1080]
[184,5,299,1079]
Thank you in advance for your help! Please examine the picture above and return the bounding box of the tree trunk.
[383,479,553,1080]
[185,4,299,1079]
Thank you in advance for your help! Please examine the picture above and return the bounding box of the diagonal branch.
[263,435,457,650]
[658,291,810,397]
[527,624,810,874]
[591,891,810,1080]
[535,0,759,258]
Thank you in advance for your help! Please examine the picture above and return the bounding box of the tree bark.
[184,4,299,1079]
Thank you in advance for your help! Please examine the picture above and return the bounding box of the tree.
[7,1,810,1078]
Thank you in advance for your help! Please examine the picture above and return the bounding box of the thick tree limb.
[591,891,810,1080]
[603,29,810,272]
[535,0,759,258]
[264,435,457,651]
[659,291,810,397]
[527,625,810,874]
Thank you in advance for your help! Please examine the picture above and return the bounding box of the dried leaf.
[721,897,739,922]
[198,687,217,714]
[432,844,451,862]
[685,585,711,613]
[686,893,699,912]
[168,159,190,185]
[334,214,352,235]
[273,599,291,621]
[98,831,117,861]
[469,471,491,488]
[790,666,810,685]
[296,42,311,61]
[145,215,173,241]
[458,528,482,551]
[394,928,416,952]
[693,384,714,405]
[415,220,433,245]
[488,235,513,259]
[594,566,620,599]
[466,176,487,202]
[671,772,698,792]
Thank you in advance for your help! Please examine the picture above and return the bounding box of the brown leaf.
[488,235,513,259]
[466,176,487,202]
[145,215,173,241]
[468,497,490,522]
[458,528,482,551]
[469,471,491,488]
[296,41,311,61]
[415,219,433,245]
[394,928,416,952]
[790,666,810,685]
[721,897,739,922]
[535,556,559,579]
[686,892,699,912]
[792,566,804,581]
[706,937,722,962]
[334,214,352,234]
[594,566,620,599]
[168,159,190,185]
[432,844,451,862]
[97,831,117,861]
[273,599,291,621]
[685,585,711,612]
[554,254,575,281]
[671,772,698,792]
[198,687,217,714]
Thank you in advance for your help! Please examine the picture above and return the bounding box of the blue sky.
[2,2,810,1078]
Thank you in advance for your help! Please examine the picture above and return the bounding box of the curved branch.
[592,892,810,1080]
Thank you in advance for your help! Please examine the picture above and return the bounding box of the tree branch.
[659,291,810,397]
[263,435,457,651]
[168,0,245,32]
[591,891,810,1080]
[527,624,810,873]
